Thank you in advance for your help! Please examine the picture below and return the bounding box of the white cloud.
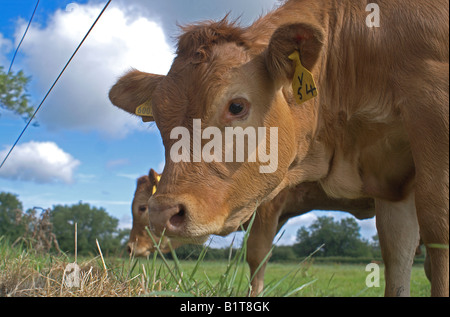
[0,141,80,184]
[358,217,377,242]
[113,0,279,36]
[0,33,13,68]
[284,212,318,227]
[15,2,174,138]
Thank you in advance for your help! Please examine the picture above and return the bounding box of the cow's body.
[245,181,375,295]
[111,0,449,296]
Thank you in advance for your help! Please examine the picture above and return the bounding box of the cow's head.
[110,18,325,244]
[127,168,182,255]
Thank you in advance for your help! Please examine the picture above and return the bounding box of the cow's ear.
[109,70,165,122]
[265,23,324,88]
[136,175,149,188]
[148,168,160,185]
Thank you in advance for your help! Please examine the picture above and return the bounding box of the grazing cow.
[127,168,173,256]
[127,169,430,295]
[127,168,375,295]
[110,0,449,296]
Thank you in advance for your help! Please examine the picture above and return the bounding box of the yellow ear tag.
[152,175,161,195]
[135,100,153,117]
[288,51,318,105]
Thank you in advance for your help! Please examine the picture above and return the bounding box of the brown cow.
[128,168,375,295]
[127,169,170,256]
[127,169,184,255]
[110,0,449,296]
[127,170,430,295]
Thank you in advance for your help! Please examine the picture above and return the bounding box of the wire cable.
[7,0,40,74]
[0,0,112,170]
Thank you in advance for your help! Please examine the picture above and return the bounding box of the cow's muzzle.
[148,199,187,237]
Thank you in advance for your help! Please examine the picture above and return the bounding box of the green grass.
[263,262,430,297]
[119,258,430,297]
[0,232,431,297]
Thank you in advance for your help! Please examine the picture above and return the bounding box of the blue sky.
[0,0,377,248]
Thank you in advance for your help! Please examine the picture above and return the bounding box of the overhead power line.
[8,0,40,74]
[0,0,112,170]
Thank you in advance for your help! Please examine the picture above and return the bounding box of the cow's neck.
[276,0,368,195]
[288,0,416,201]
[248,0,410,200]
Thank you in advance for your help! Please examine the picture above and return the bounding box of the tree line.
[0,191,390,262]
[0,192,129,256]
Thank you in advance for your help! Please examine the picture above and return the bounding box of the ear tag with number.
[135,100,153,116]
[288,51,318,105]
[135,100,154,122]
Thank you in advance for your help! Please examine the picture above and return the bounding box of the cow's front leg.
[246,205,280,296]
[375,191,420,297]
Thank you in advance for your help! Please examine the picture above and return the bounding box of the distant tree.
[293,216,372,257]
[51,202,129,256]
[0,192,25,241]
[0,66,34,121]
[370,234,382,258]
[270,246,297,262]
[167,244,204,260]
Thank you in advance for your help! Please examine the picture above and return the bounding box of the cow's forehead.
[175,18,248,61]
[152,42,251,131]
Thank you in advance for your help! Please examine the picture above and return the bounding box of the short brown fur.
[110,0,449,296]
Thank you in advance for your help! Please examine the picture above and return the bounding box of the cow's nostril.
[149,200,188,235]
[169,205,186,228]
[127,245,132,254]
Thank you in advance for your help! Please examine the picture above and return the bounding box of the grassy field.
[262,262,430,297]
[0,237,430,297]
[137,260,430,297]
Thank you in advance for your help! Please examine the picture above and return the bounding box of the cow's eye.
[138,205,147,213]
[227,98,249,117]
[229,102,244,115]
